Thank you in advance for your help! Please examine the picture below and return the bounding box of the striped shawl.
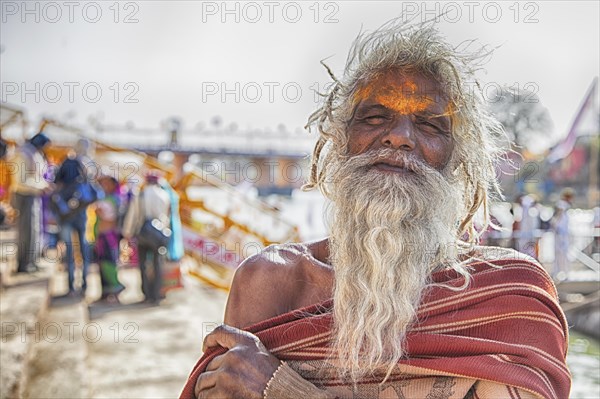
[181,252,570,398]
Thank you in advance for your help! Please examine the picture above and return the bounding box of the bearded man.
[181,21,570,399]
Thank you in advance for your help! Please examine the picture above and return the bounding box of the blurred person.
[0,138,14,227]
[41,158,60,249]
[181,20,570,398]
[94,174,125,303]
[552,188,574,279]
[509,193,522,251]
[516,194,541,258]
[118,180,138,266]
[52,146,100,296]
[122,170,183,303]
[0,139,8,200]
[11,132,51,273]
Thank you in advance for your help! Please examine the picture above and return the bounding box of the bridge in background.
[1,114,320,195]
[94,126,318,195]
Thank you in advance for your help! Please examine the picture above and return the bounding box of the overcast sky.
[1,1,598,150]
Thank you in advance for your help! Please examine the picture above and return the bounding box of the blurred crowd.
[0,133,183,304]
[481,190,600,280]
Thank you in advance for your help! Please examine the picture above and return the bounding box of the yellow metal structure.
[174,168,300,291]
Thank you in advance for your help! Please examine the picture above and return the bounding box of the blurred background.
[0,1,598,398]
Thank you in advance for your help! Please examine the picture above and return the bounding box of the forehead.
[353,70,448,114]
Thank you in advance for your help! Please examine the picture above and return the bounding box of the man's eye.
[362,116,388,125]
[415,117,445,132]
[415,117,436,127]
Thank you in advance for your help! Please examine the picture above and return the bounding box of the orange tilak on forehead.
[353,77,435,114]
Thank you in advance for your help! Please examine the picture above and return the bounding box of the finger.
[203,324,256,351]
[197,386,225,399]
[205,353,225,372]
[195,371,217,398]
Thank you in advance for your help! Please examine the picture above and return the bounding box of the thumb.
[202,324,256,352]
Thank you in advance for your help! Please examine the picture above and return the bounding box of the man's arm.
[121,194,141,239]
[223,252,293,328]
[11,151,48,195]
[195,251,331,398]
[53,160,66,185]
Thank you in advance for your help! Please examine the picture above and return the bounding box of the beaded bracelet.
[263,361,287,399]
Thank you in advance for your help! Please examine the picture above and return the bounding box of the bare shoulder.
[223,242,328,329]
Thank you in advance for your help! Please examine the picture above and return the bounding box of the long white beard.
[326,148,463,382]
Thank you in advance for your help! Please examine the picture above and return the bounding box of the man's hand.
[195,324,281,399]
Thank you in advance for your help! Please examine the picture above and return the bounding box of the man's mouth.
[371,162,412,174]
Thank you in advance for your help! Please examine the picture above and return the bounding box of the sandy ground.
[24,258,228,399]
[86,272,228,398]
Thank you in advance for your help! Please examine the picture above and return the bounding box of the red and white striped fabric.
[181,254,570,398]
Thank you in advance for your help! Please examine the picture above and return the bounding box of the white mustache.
[346,148,438,177]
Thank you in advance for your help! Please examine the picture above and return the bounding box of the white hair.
[304,19,506,244]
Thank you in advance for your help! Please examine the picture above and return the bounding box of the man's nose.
[380,116,416,150]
